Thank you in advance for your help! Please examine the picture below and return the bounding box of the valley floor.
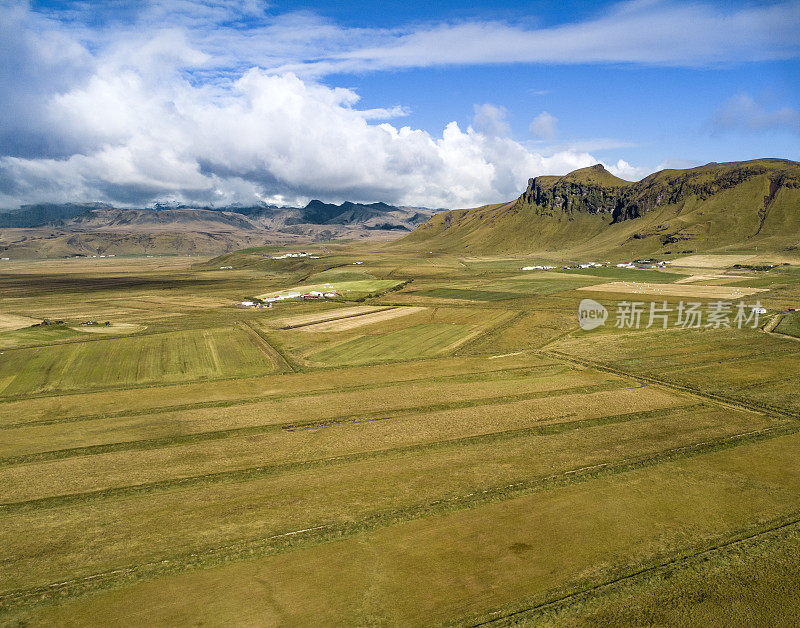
[2,246,800,625]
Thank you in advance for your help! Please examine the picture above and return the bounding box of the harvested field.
[578,281,767,299]
[256,279,402,300]
[671,254,757,268]
[302,307,426,332]
[0,314,40,331]
[68,323,147,334]
[275,305,389,328]
[5,247,800,626]
[0,327,277,396]
[674,274,752,284]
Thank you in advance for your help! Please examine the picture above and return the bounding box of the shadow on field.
[0,274,227,297]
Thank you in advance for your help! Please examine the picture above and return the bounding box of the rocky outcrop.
[517,168,627,217]
[514,160,800,224]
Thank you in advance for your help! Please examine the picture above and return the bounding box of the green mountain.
[396,159,800,259]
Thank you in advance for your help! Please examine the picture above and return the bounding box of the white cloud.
[472,104,510,137]
[0,59,610,208]
[6,1,741,208]
[712,93,800,133]
[358,105,412,120]
[273,1,800,76]
[604,159,650,181]
[530,112,558,140]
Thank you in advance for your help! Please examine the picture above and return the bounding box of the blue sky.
[1,0,798,208]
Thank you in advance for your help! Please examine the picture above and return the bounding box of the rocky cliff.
[515,160,800,224]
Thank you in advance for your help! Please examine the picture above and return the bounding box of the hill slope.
[397,159,800,259]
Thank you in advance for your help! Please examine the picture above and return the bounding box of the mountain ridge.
[0,200,444,258]
[398,158,800,258]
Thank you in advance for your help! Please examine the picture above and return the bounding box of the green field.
[3,248,800,625]
[776,311,800,337]
[0,326,277,396]
[411,287,521,301]
[308,323,472,364]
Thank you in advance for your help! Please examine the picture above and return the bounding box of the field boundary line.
[0,364,567,430]
[542,349,800,420]
[0,381,634,467]
[1,416,796,613]
[762,313,800,342]
[464,511,800,626]
[0,404,704,512]
[278,306,396,329]
[237,321,298,373]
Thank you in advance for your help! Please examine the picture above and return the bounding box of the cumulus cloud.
[530,112,558,140]
[0,60,606,208]
[9,0,749,208]
[711,94,800,133]
[472,104,511,137]
[605,159,650,181]
[0,2,639,209]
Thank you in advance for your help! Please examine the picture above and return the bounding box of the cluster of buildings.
[270,252,320,260]
[522,262,607,271]
[522,259,671,272]
[240,289,339,308]
[616,259,671,269]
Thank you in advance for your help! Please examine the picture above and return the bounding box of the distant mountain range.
[398,159,800,258]
[0,200,443,258]
[0,200,438,231]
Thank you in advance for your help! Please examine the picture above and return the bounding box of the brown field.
[673,274,752,284]
[670,254,758,268]
[0,313,40,331]
[578,281,767,299]
[302,306,427,332]
[68,322,147,334]
[275,305,391,328]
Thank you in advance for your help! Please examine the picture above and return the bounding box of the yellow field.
[4,249,800,625]
[275,305,390,328]
[68,322,147,334]
[578,281,767,299]
[0,314,39,331]
[673,274,752,284]
[670,254,757,268]
[302,306,427,332]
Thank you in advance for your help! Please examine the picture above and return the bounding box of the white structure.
[272,252,309,260]
[241,301,255,307]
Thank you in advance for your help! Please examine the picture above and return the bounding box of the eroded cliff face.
[518,176,626,217]
[515,161,800,224]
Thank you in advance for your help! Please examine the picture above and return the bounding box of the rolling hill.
[397,159,800,259]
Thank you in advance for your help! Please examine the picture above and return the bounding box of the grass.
[776,311,800,338]
[10,428,800,626]
[0,326,276,396]
[410,288,522,301]
[4,247,800,625]
[308,323,472,365]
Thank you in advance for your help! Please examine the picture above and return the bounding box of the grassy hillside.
[397,159,800,259]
